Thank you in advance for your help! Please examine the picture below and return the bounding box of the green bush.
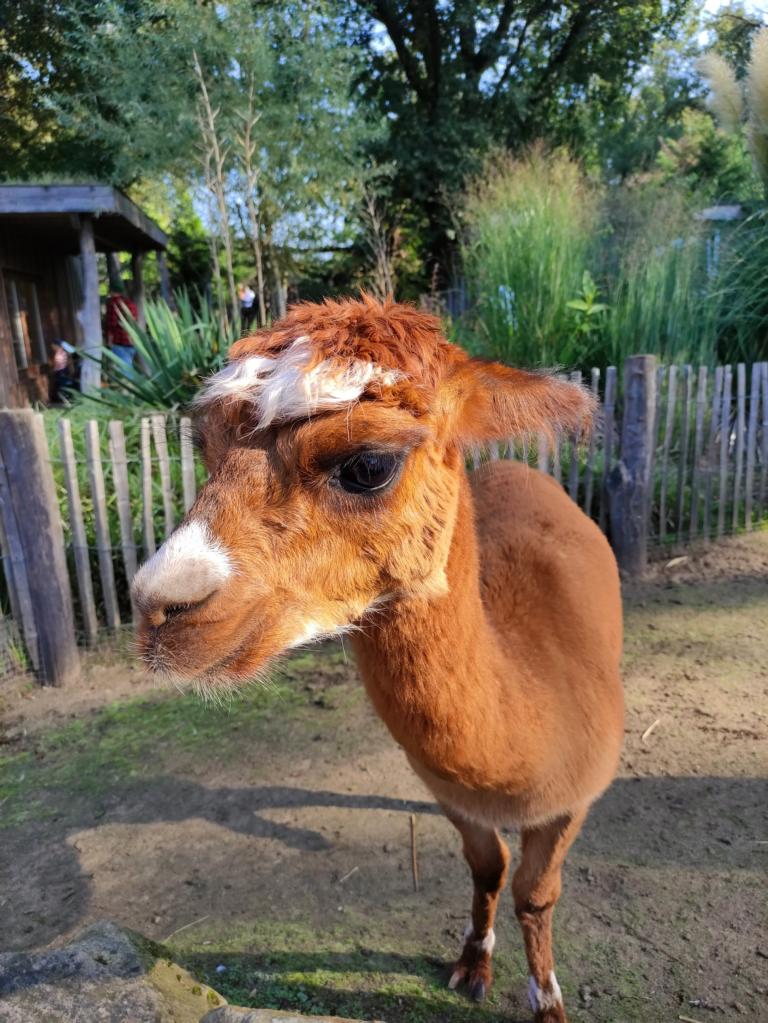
[714,209,768,364]
[602,185,720,367]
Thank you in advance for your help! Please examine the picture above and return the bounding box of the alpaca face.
[132,297,590,686]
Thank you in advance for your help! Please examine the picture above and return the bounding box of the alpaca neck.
[352,471,537,788]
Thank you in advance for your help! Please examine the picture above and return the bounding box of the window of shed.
[5,275,46,370]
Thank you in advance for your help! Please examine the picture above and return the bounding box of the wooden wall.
[0,229,79,407]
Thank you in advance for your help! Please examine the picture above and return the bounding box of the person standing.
[105,284,139,367]
[238,282,257,331]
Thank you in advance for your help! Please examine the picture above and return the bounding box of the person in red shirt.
[105,285,139,367]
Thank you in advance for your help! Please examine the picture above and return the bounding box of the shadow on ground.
[3,773,765,951]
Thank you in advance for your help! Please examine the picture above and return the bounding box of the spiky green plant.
[713,208,768,363]
[87,291,237,411]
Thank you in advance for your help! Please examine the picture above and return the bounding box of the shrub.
[603,185,720,367]
[714,209,768,364]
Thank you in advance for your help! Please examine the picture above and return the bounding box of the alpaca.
[132,296,624,1023]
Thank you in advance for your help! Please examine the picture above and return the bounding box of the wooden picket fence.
[0,354,767,684]
[53,413,198,645]
[475,359,768,546]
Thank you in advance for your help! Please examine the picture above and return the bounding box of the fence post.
[607,355,657,577]
[0,410,80,685]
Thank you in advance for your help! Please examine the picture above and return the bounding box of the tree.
[705,1,763,72]
[346,0,693,282]
[698,24,768,198]
[165,193,211,295]
[0,0,120,179]
[23,0,375,310]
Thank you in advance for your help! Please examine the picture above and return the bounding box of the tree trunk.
[157,252,174,309]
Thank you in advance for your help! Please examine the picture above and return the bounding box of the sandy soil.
[1,532,767,1023]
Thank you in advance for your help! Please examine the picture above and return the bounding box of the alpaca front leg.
[512,810,587,1023]
[445,813,511,1002]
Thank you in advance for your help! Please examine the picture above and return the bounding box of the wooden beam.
[76,215,104,394]
[106,251,124,292]
[0,268,23,407]
[0,184,116,215]
[0,185,168,249]
[0,410,80,685]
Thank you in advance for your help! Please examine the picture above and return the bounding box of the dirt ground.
[1,532,767,1023]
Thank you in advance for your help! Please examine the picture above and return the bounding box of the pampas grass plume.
[697,52,744,134]
[746,27,768,133]
[745,28,768,186]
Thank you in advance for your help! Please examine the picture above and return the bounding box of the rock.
[0,920,225,1023]
[202,1010,383,1023]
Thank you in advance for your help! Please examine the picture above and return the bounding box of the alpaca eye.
[335,452,401,494]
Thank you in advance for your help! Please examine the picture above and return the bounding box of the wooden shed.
[0,185,168,407]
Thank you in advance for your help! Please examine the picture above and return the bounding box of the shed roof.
[0,184,167,252]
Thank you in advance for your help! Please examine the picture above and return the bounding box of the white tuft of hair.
[528,972,563,1012]
[194,336,403,429]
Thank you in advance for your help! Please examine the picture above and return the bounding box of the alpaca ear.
[443,358,594,447]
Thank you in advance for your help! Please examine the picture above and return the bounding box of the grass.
[169,914,652,1022]
[0,647,347,829]
[603,186,720,367]
[176,920,518,1023]
[461,145,601,368]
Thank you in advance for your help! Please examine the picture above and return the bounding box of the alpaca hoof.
[469,978,487,1002]
[448,925,495,1000]
[447,968,464,991]
[447,956,493,1001]
[534,1007,567,1023]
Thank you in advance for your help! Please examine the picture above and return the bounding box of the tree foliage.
[345,0,693,278]
[5,0,766,298]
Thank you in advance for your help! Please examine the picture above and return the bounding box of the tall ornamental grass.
[714,210,768,364]
[462,146,601,367]
[603,187,720,367]
[460,148,741,370]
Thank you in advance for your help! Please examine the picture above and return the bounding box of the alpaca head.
[132,296,591,685]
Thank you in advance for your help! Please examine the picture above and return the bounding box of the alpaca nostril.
[131,520,233,630]
[146,597,208,629]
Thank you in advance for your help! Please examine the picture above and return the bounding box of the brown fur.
[133,297,624,1023]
